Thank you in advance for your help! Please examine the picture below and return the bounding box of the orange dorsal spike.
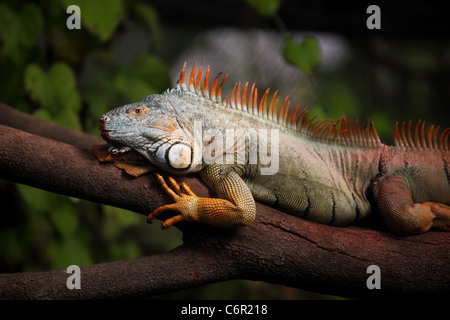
[202,66,210,98]
[178,61,187,91]
[302,115,318,133]
[331,122,339,138]
[195,64,202,95]
[217,74,228,104]
[414,120,422,147]
[242,82,248,112]
[311,119,328,134]
[393,122,400,146]
[210,73,220,102]
[292,106,304,129]
[268,91,278,121]
[361,123,370,146]
[406,120,414,147]
[284,101,291,125]
[401,122,408,147]
[279,95,289,125]
[313,120,331,138]
[287,104,300,128]
[344,118,349,133]
[343,119,352,141]
[420,121,426,148]
[189,63,196,92]
[427,125,434,148]
[433,125,440,149]
[295,108,308,131]
[236,82,242,110]
[259,88,270,118]
[338,116,346,133]
[371,120,381,145]
[230,83,237,109]
[248,83,254,112]
[273,96,279,122]
[322,124,332,139]
[252,87,258,115]
[354,119,362,145]
[441,129,449,149]
[444,128,450,151]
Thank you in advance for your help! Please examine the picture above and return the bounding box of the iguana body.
[96,62,450,235]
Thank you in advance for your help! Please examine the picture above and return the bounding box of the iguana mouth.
[98,121,131,154]
[106,143,132,154]
[100,129,112,140]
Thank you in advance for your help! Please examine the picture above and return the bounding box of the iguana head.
[99,92,203,175]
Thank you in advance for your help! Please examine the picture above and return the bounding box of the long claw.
[181,182,196,196]
[167,176,183,196]
[147,203,179,223]
[149,173,202,228]
[156,173,179,201]
[161,215,185,229]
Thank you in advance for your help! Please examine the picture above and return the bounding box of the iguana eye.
[131,107,149,116]
[166,143,192,170]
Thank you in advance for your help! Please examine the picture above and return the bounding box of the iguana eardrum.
[95,62,450,235]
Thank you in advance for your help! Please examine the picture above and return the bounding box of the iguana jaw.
[99,122,138,154]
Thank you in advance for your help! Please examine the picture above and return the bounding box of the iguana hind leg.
[373,175,450,235]
[147,164,256,228]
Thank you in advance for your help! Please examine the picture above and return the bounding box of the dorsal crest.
[175,61,449,151]
[393,120,450,150]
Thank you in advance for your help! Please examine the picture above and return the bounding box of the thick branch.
[0,103,99,150]
[0,104,449,299]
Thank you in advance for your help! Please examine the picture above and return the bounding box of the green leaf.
[134,3,163,50]
[24,64,48,107]
[323,83,360,118]
[115,54,170,101]
[63,0,123,42]
[283,36,321,75]
[20,3,44,46]
[245,0,281,16]
[50,63,82,113]
[24,62,82,130]
[0,3,43,64]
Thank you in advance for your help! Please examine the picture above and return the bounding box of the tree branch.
[0,103,100,150]
[0,103,448,299]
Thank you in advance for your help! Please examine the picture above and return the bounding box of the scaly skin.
[96,62,450,235]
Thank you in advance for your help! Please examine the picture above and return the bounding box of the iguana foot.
[148,169,256,229]
[147,174,199,229]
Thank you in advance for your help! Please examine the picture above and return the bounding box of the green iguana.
[94,62,450,235]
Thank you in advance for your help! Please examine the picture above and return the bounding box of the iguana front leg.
[147,164,256,228]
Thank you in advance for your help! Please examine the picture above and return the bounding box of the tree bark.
[0,103,448,299]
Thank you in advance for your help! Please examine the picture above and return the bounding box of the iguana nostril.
[100,115,110,123]
[99,115,110,130]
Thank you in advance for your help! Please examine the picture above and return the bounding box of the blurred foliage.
[62,0,123,42]
[0,0,179,283]
[0,0,447,300]
[283,36,321,75]
[245,0,282,17]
